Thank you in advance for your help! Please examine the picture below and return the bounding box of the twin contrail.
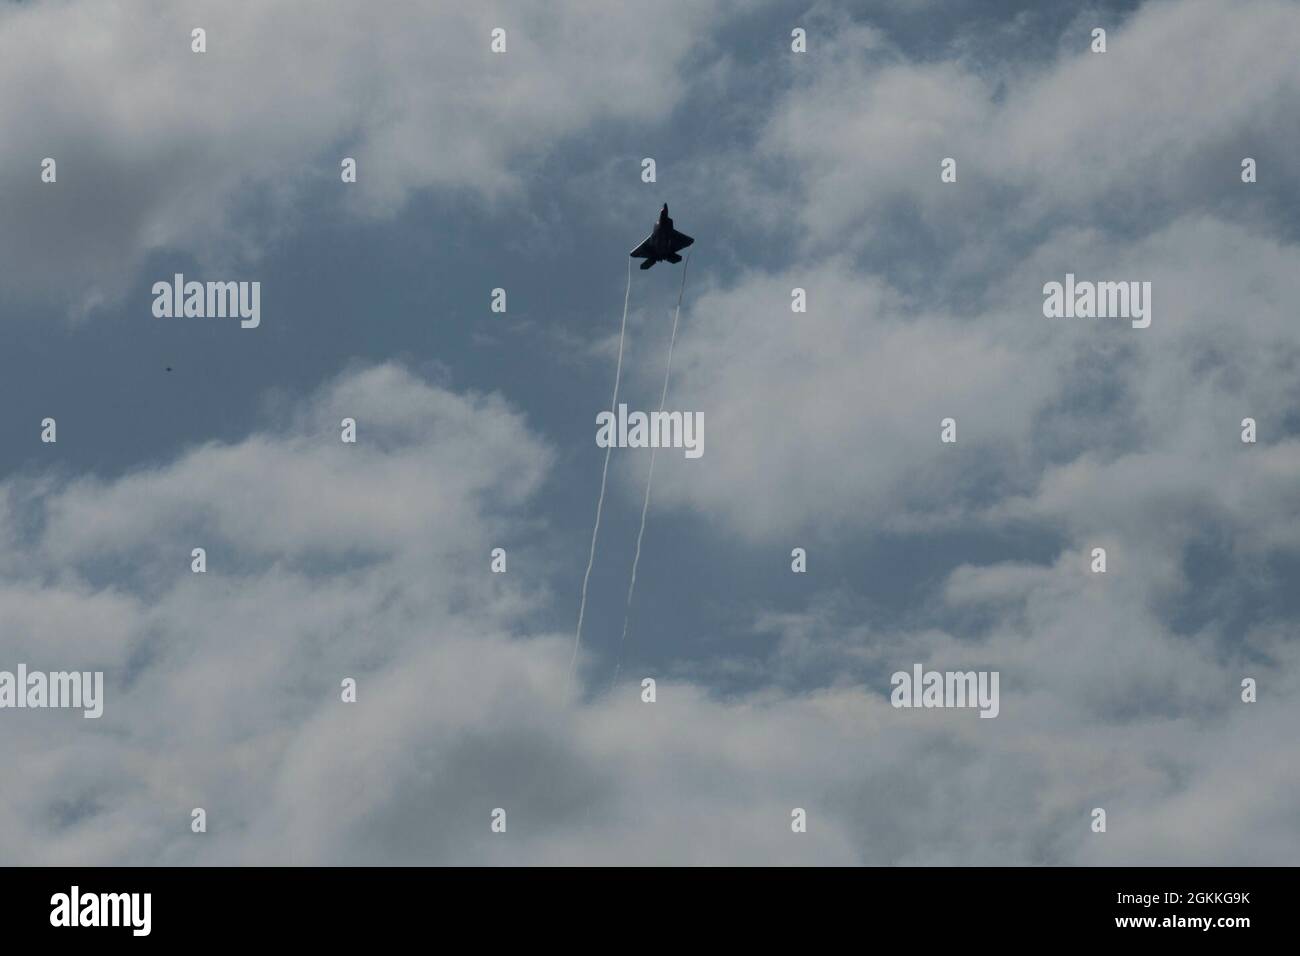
[567,256,634,695]
[614,252,690,685]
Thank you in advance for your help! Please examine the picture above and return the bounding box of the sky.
[1,0,1298,865]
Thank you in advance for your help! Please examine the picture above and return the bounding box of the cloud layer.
[2,0,1298,865]
[0,0,729,312]
[3,359,1296,865]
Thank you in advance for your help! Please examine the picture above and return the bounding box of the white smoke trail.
[567,256,634,695]
[613,252,690,685]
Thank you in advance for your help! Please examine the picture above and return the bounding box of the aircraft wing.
[669,229,694,252]
[630,234,655,258]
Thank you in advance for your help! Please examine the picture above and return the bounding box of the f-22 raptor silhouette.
[630,204,693,270]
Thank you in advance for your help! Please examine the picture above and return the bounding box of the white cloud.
[5,362,1293,865]
[645,262,1055,539]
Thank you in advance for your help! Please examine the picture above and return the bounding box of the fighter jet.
[630,203,693,269]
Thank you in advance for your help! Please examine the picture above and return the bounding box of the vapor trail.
[613,252,690,685]
[568,256,634,696]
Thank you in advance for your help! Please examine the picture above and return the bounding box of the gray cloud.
[0,0,732,313]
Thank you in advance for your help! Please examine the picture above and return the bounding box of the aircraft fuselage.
[647,209,680,261]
